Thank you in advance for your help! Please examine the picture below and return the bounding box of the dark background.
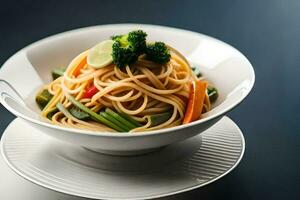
[0,0,299,199]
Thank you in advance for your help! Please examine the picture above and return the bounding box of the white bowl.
[0,24,255,155]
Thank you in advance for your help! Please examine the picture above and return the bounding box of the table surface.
[0,0,299,199]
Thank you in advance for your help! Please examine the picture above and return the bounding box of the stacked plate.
[0,116,245,199]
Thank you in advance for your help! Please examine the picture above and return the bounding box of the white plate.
[0,151,84,200]
[1,116,245,200]
[0,24,255,154]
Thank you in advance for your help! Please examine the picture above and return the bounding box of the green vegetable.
[150,111,172,127]
[111,30,171,67]
[94,115,125,132]
[66,94,124,132]
[195,72,202,78]
[36,89,53,110]
[105,108,137,129]
[192,66,202,78]
[118,112,142,127]
[56,102,73,118]
[111,42,139,68]
[111,30,147,53]
[52,67,66,80]
[145,42,171,64]
[111,35,123,41]
[100,111,129,132]
[69,106,90,120]
[207,86,218,103]
[111,30,147,67]
[46,107,58,120]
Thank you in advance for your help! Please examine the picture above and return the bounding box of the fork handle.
[0,79,25,106]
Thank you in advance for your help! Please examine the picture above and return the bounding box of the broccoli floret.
[111,30,170,67]
[111,30,147,67]
[112,30,147,51]
[111,42,139,68]
[127,30,147,53]
[111,35,123,41]
[145,42,170,64]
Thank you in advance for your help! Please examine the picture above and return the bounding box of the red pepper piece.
[83,85,99,99]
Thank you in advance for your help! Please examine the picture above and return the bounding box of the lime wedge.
[87,40,114,68]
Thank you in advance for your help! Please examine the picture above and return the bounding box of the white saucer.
[1,116,245,200]
[0,148,85,200]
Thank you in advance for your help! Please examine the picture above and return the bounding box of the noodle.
[37,43,215,132]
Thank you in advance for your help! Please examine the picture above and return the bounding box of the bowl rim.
[0,23,255,138]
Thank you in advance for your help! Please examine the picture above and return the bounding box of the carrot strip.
[183,80,207,124]
[71,53,88,77]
